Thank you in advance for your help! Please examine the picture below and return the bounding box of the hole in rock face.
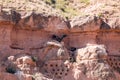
[111,62,113,65]
[57,69,60,71]
[109,58,112,61]
[60,72,62,75]
[50,64,53,67]
[55,73,58,75]
[115,62,117,66]
[45,64,47,66]
[65,73,67,76]
[55,64,58,67]
[119,63,120,66]
[66,69,69,72]
[65,65,68,68]
[52,69,55,71]
[70,47,76,51]
[52,35,61,42]
[69,57,72,60]
[62,68,64,71]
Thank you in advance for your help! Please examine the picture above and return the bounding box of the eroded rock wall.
[0,11,120,80]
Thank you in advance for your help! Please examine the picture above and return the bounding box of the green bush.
[6,67,16,74]
[31,56,38,62]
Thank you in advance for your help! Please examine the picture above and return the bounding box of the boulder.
[15,55,36,74]
[74,44,115,80]
[16,56,36,67]
[76,44,107,62]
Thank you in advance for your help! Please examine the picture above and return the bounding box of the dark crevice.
[11,10,21,24]
[52,34,67,42]
[100,21,111,29]
[10,45,24,50]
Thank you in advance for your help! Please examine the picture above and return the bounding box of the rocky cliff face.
[0,6,120,80]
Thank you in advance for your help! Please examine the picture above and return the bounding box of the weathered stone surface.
[76,44,107,61]
[0,8,119,80]
[18,13,69,32]
[15,55,36,68]
[75,44,116,80]
[70,16,102,32]
[15,71,33,80]
[0,72,18,80]
[70,15,120,32]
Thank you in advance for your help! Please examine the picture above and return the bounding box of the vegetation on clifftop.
[0,0,120,19]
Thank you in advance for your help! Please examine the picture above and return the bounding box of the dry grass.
[0,0,120,19]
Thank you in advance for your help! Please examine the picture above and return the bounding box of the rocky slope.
[0,0,120,80]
